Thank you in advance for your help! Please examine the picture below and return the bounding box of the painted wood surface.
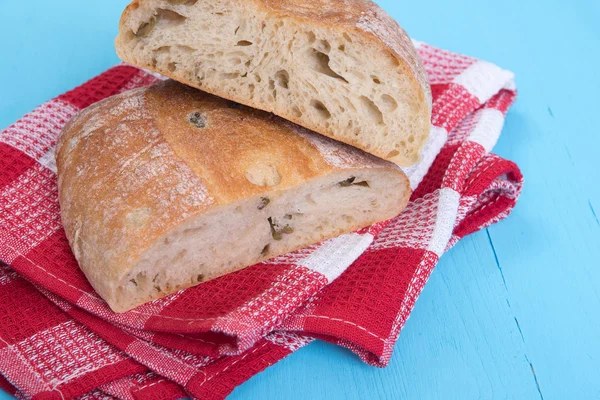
[1,1,598,399]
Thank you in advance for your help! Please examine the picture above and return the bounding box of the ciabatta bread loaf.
[115,0,432,166]
[56,80,411,313]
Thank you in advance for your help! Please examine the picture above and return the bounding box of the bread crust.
[56,80,409,310]
[116,0,432,166]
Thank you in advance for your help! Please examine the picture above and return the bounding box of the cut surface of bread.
[115,0,432,166]
[56,80,411,313]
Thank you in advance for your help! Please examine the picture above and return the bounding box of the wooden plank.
[231,0,600,397]
[1,0,599,399]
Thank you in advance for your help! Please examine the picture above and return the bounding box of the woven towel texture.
[0,42,522,400]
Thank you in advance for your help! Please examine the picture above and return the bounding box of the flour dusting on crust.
[290,123,392,170]
[57,86,215,288]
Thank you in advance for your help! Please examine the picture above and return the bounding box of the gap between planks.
[485,228,544,400]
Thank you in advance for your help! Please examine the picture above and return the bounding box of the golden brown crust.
[56,84,214,300]
[147,82,357,202]
[56,80,408,305]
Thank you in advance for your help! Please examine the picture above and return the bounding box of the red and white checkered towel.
[0,41,522,400]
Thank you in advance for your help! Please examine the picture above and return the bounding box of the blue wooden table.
[1,1,599,399]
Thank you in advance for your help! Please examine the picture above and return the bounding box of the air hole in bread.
[133,272,147,288]
[136,8,187,37]
[135,16,157,37]
[342,215,355,223]
[408,135,415,143]
[193,65,205,83]
[156,8,187,25]
[117,3,431,167]
[291,106,302,118]
[173,249,187,263]
[261,244,270,256]
[380,94,398,112]
[338,177,370,187]
[360,96,384,125]
[220,72,240,79]
[274,70,290,89]
[124,30,136,41]
[167,62,177,72]
[173,45,195,54]
[155,46,171,54]
[311,100,331,120]
[386,150,400,158]
[317,40,331,53]
[308,49,349,83]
